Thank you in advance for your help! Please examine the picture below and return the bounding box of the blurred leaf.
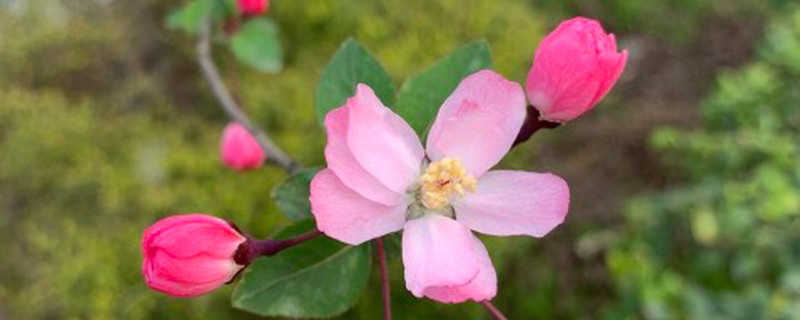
[272,167,320,221]
[232,220,371,318]
[222,0,238,17]
[314,39,395,126]
[395,40,492,135]
[165,9,187,30]
[165,0,214,34]
[231,18,284,73]
[691,207,718,245]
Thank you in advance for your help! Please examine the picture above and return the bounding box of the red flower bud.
[141,214,246,297]
[220,122,265,171]
[237,0,269,17]
[525,17,627,122]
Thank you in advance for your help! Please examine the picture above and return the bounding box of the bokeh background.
[2,0,800,319]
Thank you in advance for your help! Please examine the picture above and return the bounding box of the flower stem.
[234,229,323,265]
[268,229,324,254]
[196,19,300,173]
[513,105,560,146]
[374,238,392,320]
[480,300,508,320]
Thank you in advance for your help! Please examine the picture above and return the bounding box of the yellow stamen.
[419,158,477,209]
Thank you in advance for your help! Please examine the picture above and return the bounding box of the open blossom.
[220,122,265,170]
[237,0,269,16]
[141,214,246,297]
[526,17,627,123]
[310,70,570,303]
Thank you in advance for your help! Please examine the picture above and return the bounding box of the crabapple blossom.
[220,122,265,170]
[141,214,247,297]
[310,70,570,303]
[525,17,628,123]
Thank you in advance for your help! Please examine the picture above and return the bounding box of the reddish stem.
[234,229,323,265]
[513,105,560,146]
[271,230,324,252]
[480,300,508,320]
[375,238,392,320]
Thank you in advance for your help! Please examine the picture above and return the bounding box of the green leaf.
[231,18,284,73]
[165,8,187,30]
[232,220,372,318]
[395,40,492,136]
[315,39,396,126]
[165,0,214,34]
[272,167,320,221]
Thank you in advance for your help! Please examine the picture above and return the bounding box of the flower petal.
[426,70,526,178]
[144,252,242,297]
[454,170,570,237]
[347,84,425,192]
[422,236,496,303]
[310,169,408,245]
[402,214,497,303]
[324,105,404,206]
[142,214,245,259]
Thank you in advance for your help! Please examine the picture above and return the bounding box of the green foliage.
[231,18,284,73]
[272,167,320,221]
[314,39,396,126]
[232,221,372,318]
[314,38,493,138]
[605,8,800,319]
[395,40,492,136]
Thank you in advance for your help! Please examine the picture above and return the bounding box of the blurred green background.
[1,0,799,319]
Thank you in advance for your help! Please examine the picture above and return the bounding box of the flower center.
[418,157,477,210]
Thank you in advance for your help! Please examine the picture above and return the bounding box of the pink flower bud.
[237,0,269,16]
[220,122,265,171]
[141,214,247,297]
[525,17,628,123]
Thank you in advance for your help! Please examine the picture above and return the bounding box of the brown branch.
[375,238,392,320]
[196,20,299,173]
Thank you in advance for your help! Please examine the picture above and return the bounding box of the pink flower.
[220,122,265,171]
[141,214,247,297]
[237,0,269,16]
[310,70,570,303]
[526,17,628,123]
